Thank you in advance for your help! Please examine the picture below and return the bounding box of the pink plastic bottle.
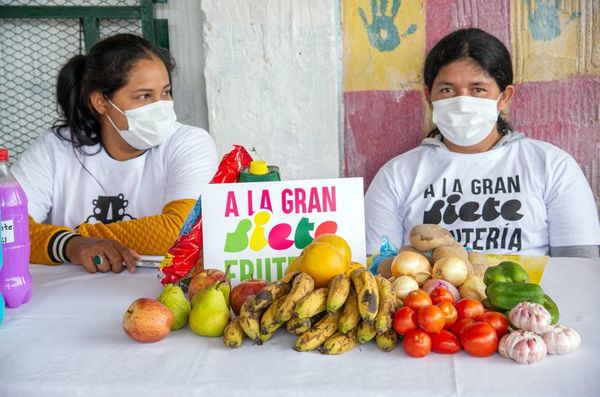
[0,148,31,308]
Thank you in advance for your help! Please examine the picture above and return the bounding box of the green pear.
[191,280,231,308]
[217,281,231,309]
[157,283,191,331]
[189,281,231,337]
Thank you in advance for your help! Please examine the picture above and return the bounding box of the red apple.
[190,257,205,278]
[188,269,229,301]
[123,298,173,343]
[230,279,269,315]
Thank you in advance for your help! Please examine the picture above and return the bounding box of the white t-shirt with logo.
[11,123,218,229]
[365,136,600,256]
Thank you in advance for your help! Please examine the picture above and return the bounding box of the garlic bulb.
[509,302,552,333]
[499,330,547,364]
[541,325,581,355]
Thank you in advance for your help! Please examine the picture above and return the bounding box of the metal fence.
[0,0,168,163]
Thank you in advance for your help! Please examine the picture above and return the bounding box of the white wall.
[156,0,209,130]
[201,0,343,180]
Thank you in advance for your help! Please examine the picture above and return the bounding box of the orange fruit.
[313,234,352,266]
[297,242,347,288]
[284,256,301,275]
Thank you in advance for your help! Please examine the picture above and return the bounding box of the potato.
[409,224,454,252]
[400,245,434,264]
[376,257,394,278]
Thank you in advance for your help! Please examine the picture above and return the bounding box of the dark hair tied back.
[53,34,175,152]
[423,28,513,137]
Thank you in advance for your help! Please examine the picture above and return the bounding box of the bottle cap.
[249,160,269,175]
[0,148,8,162]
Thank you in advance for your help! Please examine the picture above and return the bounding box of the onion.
[390,251,431,284]
[414,272,432,286]
[432,256,468,286]
[468,251,490,277]
[400,245,434,265]
[391,276,419,299]
[458,275,486,300]
[422,279,460,302]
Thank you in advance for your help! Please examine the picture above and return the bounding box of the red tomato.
[436,301,458,329]
[403,290,432,312]
[461,322,499,357]
[455,298,485,321]
[402,329,432,358]
[451,318,476,338]
[393,306,417,335]
[430,330,460,354]
[417,305,445,334]
[482,311,509,338]
[429,286,455,305]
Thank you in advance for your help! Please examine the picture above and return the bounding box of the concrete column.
[201,0,343,180]
[157,0,209,130]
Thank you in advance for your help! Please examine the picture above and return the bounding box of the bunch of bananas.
[223,269,401,354]
[223,273,313,347]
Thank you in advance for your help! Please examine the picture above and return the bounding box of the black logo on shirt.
[86,194,135,224]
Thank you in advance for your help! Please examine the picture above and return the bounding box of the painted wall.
[201,0,343,181]
[342,0,600,211]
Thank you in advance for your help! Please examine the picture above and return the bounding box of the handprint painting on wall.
[358,0,417,52]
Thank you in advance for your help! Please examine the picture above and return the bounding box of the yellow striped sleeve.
[76,198,196,255]
[29,216,76,265]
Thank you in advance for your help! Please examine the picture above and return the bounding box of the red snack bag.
[158,145,253,285]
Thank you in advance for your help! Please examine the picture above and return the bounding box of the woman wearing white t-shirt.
[11,34,218,273]
[365,28,600,257]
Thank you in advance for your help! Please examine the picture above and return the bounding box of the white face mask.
[432,95,501,147]
[106,99,178,150]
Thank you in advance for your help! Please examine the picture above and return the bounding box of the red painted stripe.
[511,77,600,205]
[425,0,511,53]
[343,90,425,189]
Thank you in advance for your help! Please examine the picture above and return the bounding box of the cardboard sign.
[202,178,366,284]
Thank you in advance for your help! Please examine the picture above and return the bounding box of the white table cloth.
[1,258,599,397]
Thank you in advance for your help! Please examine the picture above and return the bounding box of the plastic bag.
[368,236,399,274]
[158,145,253,285]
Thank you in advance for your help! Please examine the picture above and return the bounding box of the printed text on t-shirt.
[422,176,523,251]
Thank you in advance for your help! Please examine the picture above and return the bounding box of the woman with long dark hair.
[365,28,599,257]
[11,34,218,273]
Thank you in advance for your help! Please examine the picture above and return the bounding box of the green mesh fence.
[0,0,167,164]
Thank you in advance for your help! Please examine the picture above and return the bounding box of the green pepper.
[543,294,560,324]
[485,282,545,311]
[481,297,494,310]
[483,261,530,286]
